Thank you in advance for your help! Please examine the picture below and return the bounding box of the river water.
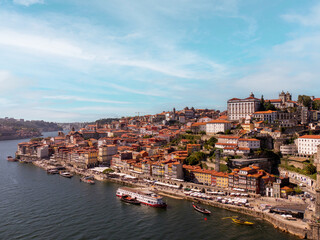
[0,132,297,240]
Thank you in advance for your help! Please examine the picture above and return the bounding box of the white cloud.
[282,4,320,26]
[0,28,93,60]
[0,70,30,93]
[44,95,129,104]
[13,0,44,7]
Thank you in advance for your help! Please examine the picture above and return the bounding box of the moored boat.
[7,156,17,162]
[192,203,211,215]
[120,195,141,205]
[59,171,73,178]
[116,187,167,208]
[80,176,95,184]
[225,216,254,226]
[47,168,59,174]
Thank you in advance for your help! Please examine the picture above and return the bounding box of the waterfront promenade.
[31,159,312,239]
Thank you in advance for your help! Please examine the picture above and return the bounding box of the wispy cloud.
[13,0,44,7]
[2,1,320,121]
[44,95,130,104]
[282,3,320,26]
[0,28,92,60]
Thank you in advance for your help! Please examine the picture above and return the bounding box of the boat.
[116,187,167,208]
[228,216,254,226]
[47,168,59,174]
[80,176,95,184]
[7,156,17,162]
[120,195,141,205]
[59,171,73,178]
[192,203,211,215]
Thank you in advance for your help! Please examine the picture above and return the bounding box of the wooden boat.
[230,217,254,226]
[80,176,95,184]
[120,195,141,205]
[59,171,73,178]
[7,156,17,162]
[192,203,211,215]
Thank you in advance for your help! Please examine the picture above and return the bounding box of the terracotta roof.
[239,138,259,141]
[299,135,320,139]
[267,99,281,103]
[254,110,277,114]
[218,136,239,139]
[207,120,230,124]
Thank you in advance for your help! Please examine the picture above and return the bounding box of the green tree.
[264,101,276,111]
[304,163,316,175]
[298,95,312,108]
[259,95,266,111]
[294,186,302,194]
[185,152,206,165]
[225,129,231,135]
[207,137,217,147]
[313,100,320,110]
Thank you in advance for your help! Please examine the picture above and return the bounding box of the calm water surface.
[0,132,298,240]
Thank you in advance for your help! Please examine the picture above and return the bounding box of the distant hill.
[95,118,120,125]
[0,118,63,140]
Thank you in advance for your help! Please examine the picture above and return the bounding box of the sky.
[1,0,320,122]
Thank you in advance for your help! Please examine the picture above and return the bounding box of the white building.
[206,120,231,135]
[238,139,260,149]
[227,93,261,121]
[280,144,297,155]
[252,110,277,123]
[215,136,260,155]
[297,135,320,156]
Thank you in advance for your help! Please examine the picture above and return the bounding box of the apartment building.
[297,135,320,156]
[206,120,231,135]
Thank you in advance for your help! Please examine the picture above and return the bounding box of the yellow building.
[192,169,213,185]
[241,123,254,133]
[132,163,143,173]
[214,172,229,188]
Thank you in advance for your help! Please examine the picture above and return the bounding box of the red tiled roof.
[254,110,277,114]
[299,135,320,139]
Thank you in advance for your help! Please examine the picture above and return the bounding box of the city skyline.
[1,0,320,121]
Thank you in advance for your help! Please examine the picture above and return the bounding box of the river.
[0,132,298,240]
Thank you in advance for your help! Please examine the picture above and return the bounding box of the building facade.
[297,135,320,156]
[227,93,261,121]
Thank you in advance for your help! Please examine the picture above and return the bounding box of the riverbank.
[30,159,311,239]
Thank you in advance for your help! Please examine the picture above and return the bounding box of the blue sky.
[1,0,320,122]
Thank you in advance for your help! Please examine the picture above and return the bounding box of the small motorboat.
[226,216,254,226]
[7,156,17,162]
[47,168,59,174]
[80,176,95,184]
[59,171,73,178]
[120,195,141,205]
[192,203,211,215]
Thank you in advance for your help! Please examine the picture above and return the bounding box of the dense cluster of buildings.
[15,91,320,198]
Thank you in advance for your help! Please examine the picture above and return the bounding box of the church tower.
[279,90,286,103]
[286,91,292,101]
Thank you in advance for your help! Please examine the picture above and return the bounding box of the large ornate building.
[227,93,261,121]
[266,91,296,109]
